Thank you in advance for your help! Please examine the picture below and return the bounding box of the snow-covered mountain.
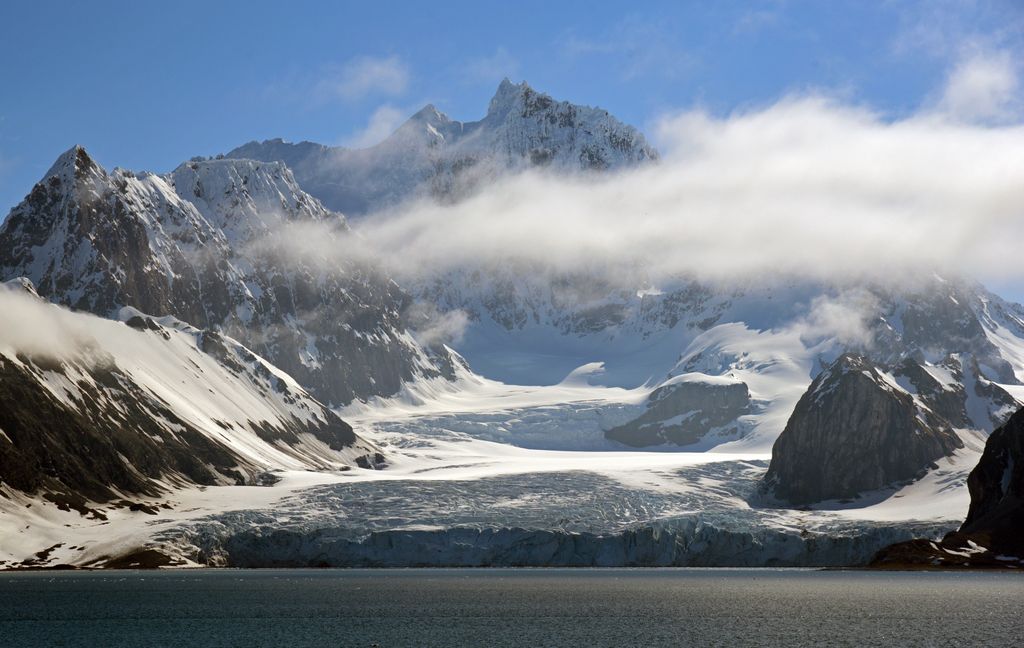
[3,80,1024,569]
[631,277,1023,446]
[226,79,658,216]
[0,145,456,406]
[422,270,1024,452]
[0,281,379,514]
[762,353,966,505]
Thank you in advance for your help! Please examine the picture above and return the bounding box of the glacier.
[3,80,1024,570]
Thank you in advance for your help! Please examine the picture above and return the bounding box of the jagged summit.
[763,352,965,504]
[487,78,530,116]
[167,156,345,238]
[0,145,455,406]
[41,144,102,186]
[392,103,464,146]
[408,103,448,122]
[223,80,658,215]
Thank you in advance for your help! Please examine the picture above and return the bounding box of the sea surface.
[1,568,1021,647]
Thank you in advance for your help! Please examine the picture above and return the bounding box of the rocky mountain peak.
[392,103,463,146]
[486,78,533,117]
[167,157,341,241]
[408,103,450,125]
[42,144,102,185]
[223,80,659,215]
[763,353,964,504]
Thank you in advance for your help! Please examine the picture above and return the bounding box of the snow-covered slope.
[0,373,966,569]
[0,145,456,406]
[422,273,1024,453]
[0,282,379,513]
[226,79,657,216]
[4,80,1024,569]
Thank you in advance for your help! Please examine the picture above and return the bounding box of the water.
[1,568,1021,647]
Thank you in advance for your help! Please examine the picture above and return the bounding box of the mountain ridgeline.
[2,80,1024,569]
[0,145,454,407]
[226,79,658,216]
[0,280,381,509]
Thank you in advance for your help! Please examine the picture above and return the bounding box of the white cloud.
[344,104,407,148]
[406,302,470,347]
[334,94,1024,288]
[0,283,100,361]
[314,55,410,103]
[937,50,1020,123]
[256,90,1024,300]
[794,290,880,350]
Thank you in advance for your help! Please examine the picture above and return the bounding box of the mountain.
[762,353,965,504]
[0,145,456,406]
[4,81,1024,569]
[872,406,1024,568]
[0,282,379,517]
[606,373,751,447]
[429,273,1024,455]
[225,79,658,215]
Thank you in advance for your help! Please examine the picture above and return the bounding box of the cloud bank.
[0,283,99,361]
[337,95,1024,291]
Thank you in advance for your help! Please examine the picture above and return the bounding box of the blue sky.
[1,1,1023,298]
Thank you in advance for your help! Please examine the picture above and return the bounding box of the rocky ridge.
[0,145,455,406]
[0,282,380,511]
[226,79,657,216]
[872,406,1024,568]
[762,353,967,504]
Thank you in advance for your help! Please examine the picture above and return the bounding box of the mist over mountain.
[2,79,1024,570]
[226,79,657,216]
[0,145,458,407]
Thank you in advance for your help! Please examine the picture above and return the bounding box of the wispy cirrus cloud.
[889,0,1024,63]
[313,55,410,103]
[732,6,783,36]
[343,104,408,148]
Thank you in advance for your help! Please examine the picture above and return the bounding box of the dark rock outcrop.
[606,376,750,447]
[763,353,963,505]
[872,407,1024,568]
[961,408,1024,537]
[0,290,379,508]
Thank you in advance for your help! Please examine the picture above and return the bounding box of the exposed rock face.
[606,374,750,447]
[763,353,963,504]
[867,280,1021,384]
[890,353,1018,432]
[961,408,1024,539]
[872,407,1024,568]
[0,287,379,508]
[226,79,658,216]
[0,146,454,405]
